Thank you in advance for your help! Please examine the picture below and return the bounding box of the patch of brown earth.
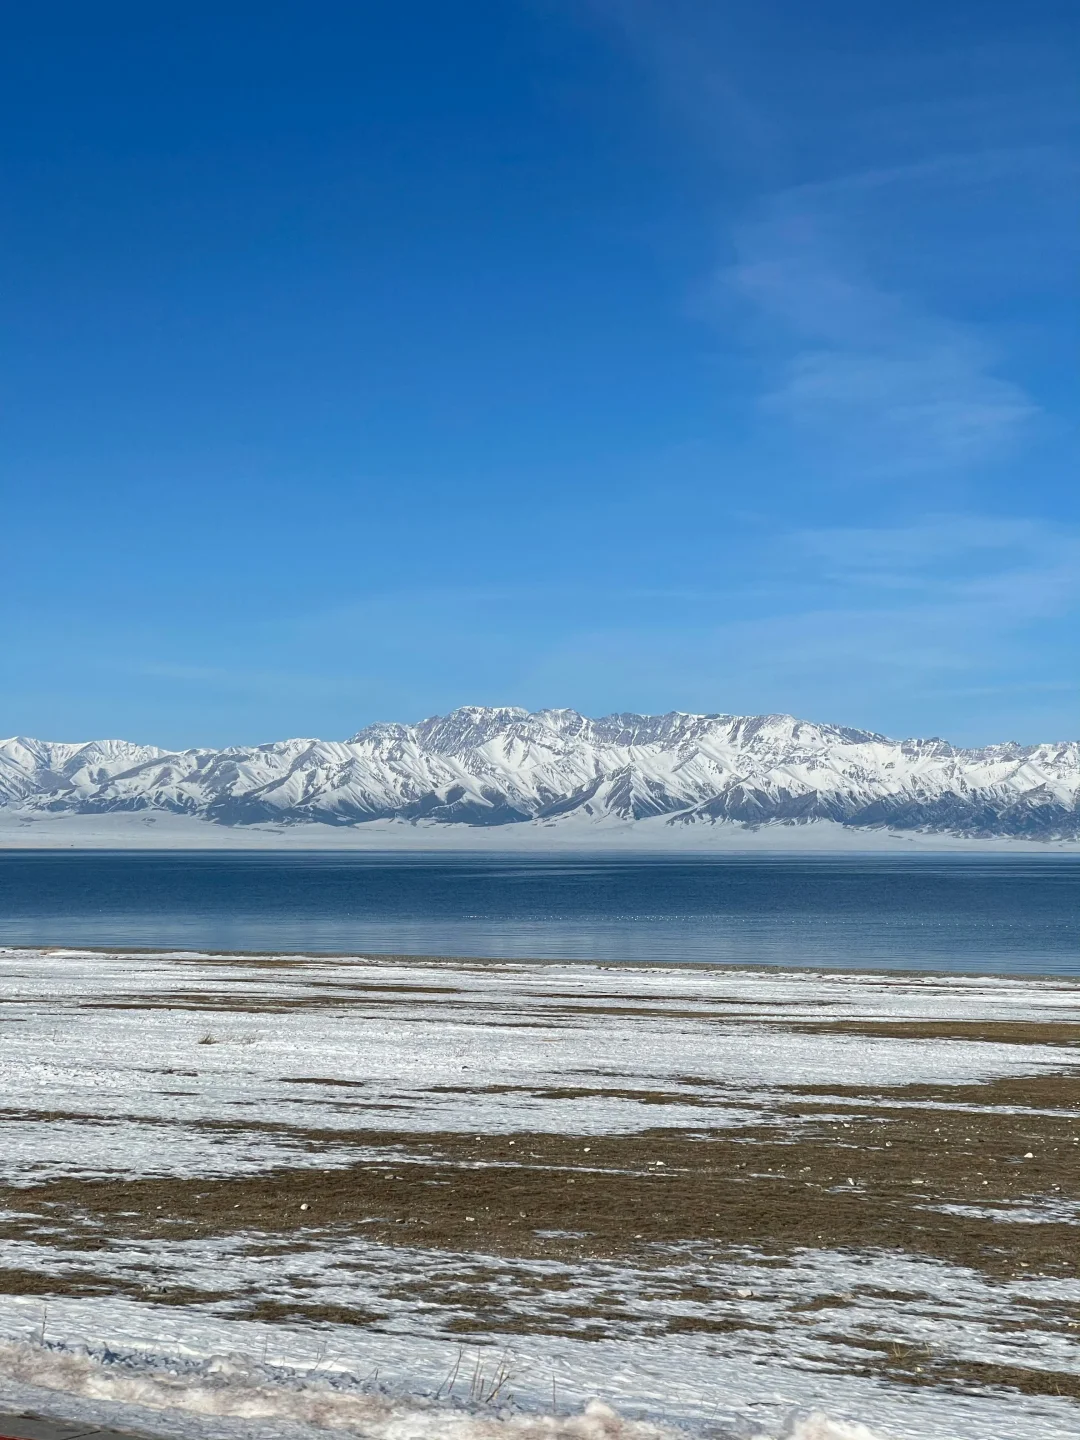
[789,1020,1080,1046]
[2,1096,1076,1280]
[826,1335,1080,1401]
[0,1268,228,1307]
[789,1073,1080,1110]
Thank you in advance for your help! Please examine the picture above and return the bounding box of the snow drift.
[0,1338,886,1440]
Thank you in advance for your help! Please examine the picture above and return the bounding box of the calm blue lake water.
[0,850,1077,974]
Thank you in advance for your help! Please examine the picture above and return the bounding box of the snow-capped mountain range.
[1,707,1078,839]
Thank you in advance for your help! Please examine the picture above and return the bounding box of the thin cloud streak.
[18,514,1075,745]
[722,201,1037,479]
[593,0,1048,485]
[515,514,1080,741]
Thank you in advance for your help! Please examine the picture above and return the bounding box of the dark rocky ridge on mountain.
[2,707,1077,839]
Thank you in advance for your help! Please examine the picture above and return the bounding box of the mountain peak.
[2,708,1077,839]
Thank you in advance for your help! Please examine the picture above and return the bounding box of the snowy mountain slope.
[1,707,1078,838]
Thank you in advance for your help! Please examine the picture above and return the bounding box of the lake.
[0,849,1077,974]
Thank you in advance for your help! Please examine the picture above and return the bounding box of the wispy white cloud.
[780,145,1077,203]
[591,0,1050,485]
[793,514,1079,593]
[781,517,1080,669]
[721,202,1037,480]
[51,513,1076,744]
[513,513,1080,741]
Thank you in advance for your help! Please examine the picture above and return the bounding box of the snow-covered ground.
[1,948,1078,1440]
[1,810,1073,851]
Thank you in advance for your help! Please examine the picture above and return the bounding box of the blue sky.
[3,0,1077,747]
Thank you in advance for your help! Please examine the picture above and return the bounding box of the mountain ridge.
[1,706,1078,839]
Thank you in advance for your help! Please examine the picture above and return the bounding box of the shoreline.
[8,942,1080,985]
